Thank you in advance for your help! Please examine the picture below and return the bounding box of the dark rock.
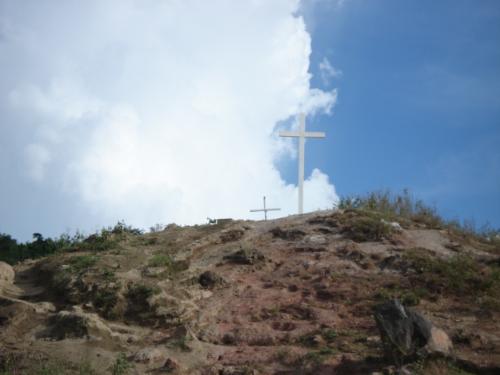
[270,227,306,241]
[316,289,335,300]
[307,215,339,227]
[198,271,224,289]
[287,284,299,292]
[222,332,236,345]
[223,248,265,265]
[374,299,452,363]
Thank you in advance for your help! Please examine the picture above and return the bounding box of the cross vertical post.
[279,113,326,214]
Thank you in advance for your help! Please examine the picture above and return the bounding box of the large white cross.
[250,196,280,221]
[279,113,326,214]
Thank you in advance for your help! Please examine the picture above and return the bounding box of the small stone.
[426,326,453,356]
[161,358,179,372]
[305,234,328,245]
[311,334,326,346]
[288,284,299,292]
[133,347,167,363]
[222,332,236,345]
[366,335,381,344]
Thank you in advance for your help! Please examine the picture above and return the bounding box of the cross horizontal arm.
[279,131,299,138]
[250,208,281,212]
[304,131,326,138]
[279,131,326,139]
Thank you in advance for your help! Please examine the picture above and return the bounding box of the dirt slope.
[0,209,499,374]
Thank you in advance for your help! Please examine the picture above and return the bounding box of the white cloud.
[319,57,343,86]
[1,0,339,229]
[24,143,51,182]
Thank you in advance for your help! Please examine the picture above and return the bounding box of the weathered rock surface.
[374,299,453,360]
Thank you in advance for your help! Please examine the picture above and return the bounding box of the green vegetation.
[77,360,97,375]
[101,268,116,281]
[148,254,172,267]
[0,355,98,375]
[0,221,143,265]
[404,250,500,309]
[338,190,500,249]
[110,353,132,375]
[126,283,159,301]
[374,284,429,307]
[321,329,338,342]
[340,212,393,242]
[69,255,98,272]
[93,287,120,318]
[337,190,444,229]
[167,335,192,352]
[124,283,161,323]
[411,358,475,375]
[295,348,334,371]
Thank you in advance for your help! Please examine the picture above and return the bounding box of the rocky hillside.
[0,208,499,374]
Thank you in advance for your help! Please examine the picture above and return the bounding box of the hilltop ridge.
[1,204,499,374]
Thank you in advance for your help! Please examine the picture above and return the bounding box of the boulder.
[374,299,452,363]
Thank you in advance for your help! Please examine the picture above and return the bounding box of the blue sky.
[0,0,499,241]
[291,0,500,227]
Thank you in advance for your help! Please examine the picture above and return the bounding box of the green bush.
[110,353,132,375]
[337,190,445,229]
[69,255,98,273]
[404,250,500,308]
[148,254,172,267]
[93,288,119,318]
[340,213,392,242]
[337,190,500,244]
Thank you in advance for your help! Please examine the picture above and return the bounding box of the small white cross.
[250,196,280,221]
[279,113,326,214]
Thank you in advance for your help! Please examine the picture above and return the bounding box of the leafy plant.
[69,255,98,273]
[148,254,172,267]
[110,353,132,375]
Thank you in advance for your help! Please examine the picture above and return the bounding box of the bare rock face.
[374,299,453,362]
[0,261,15,286]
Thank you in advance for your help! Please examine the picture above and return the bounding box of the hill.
[0,204,499,374]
